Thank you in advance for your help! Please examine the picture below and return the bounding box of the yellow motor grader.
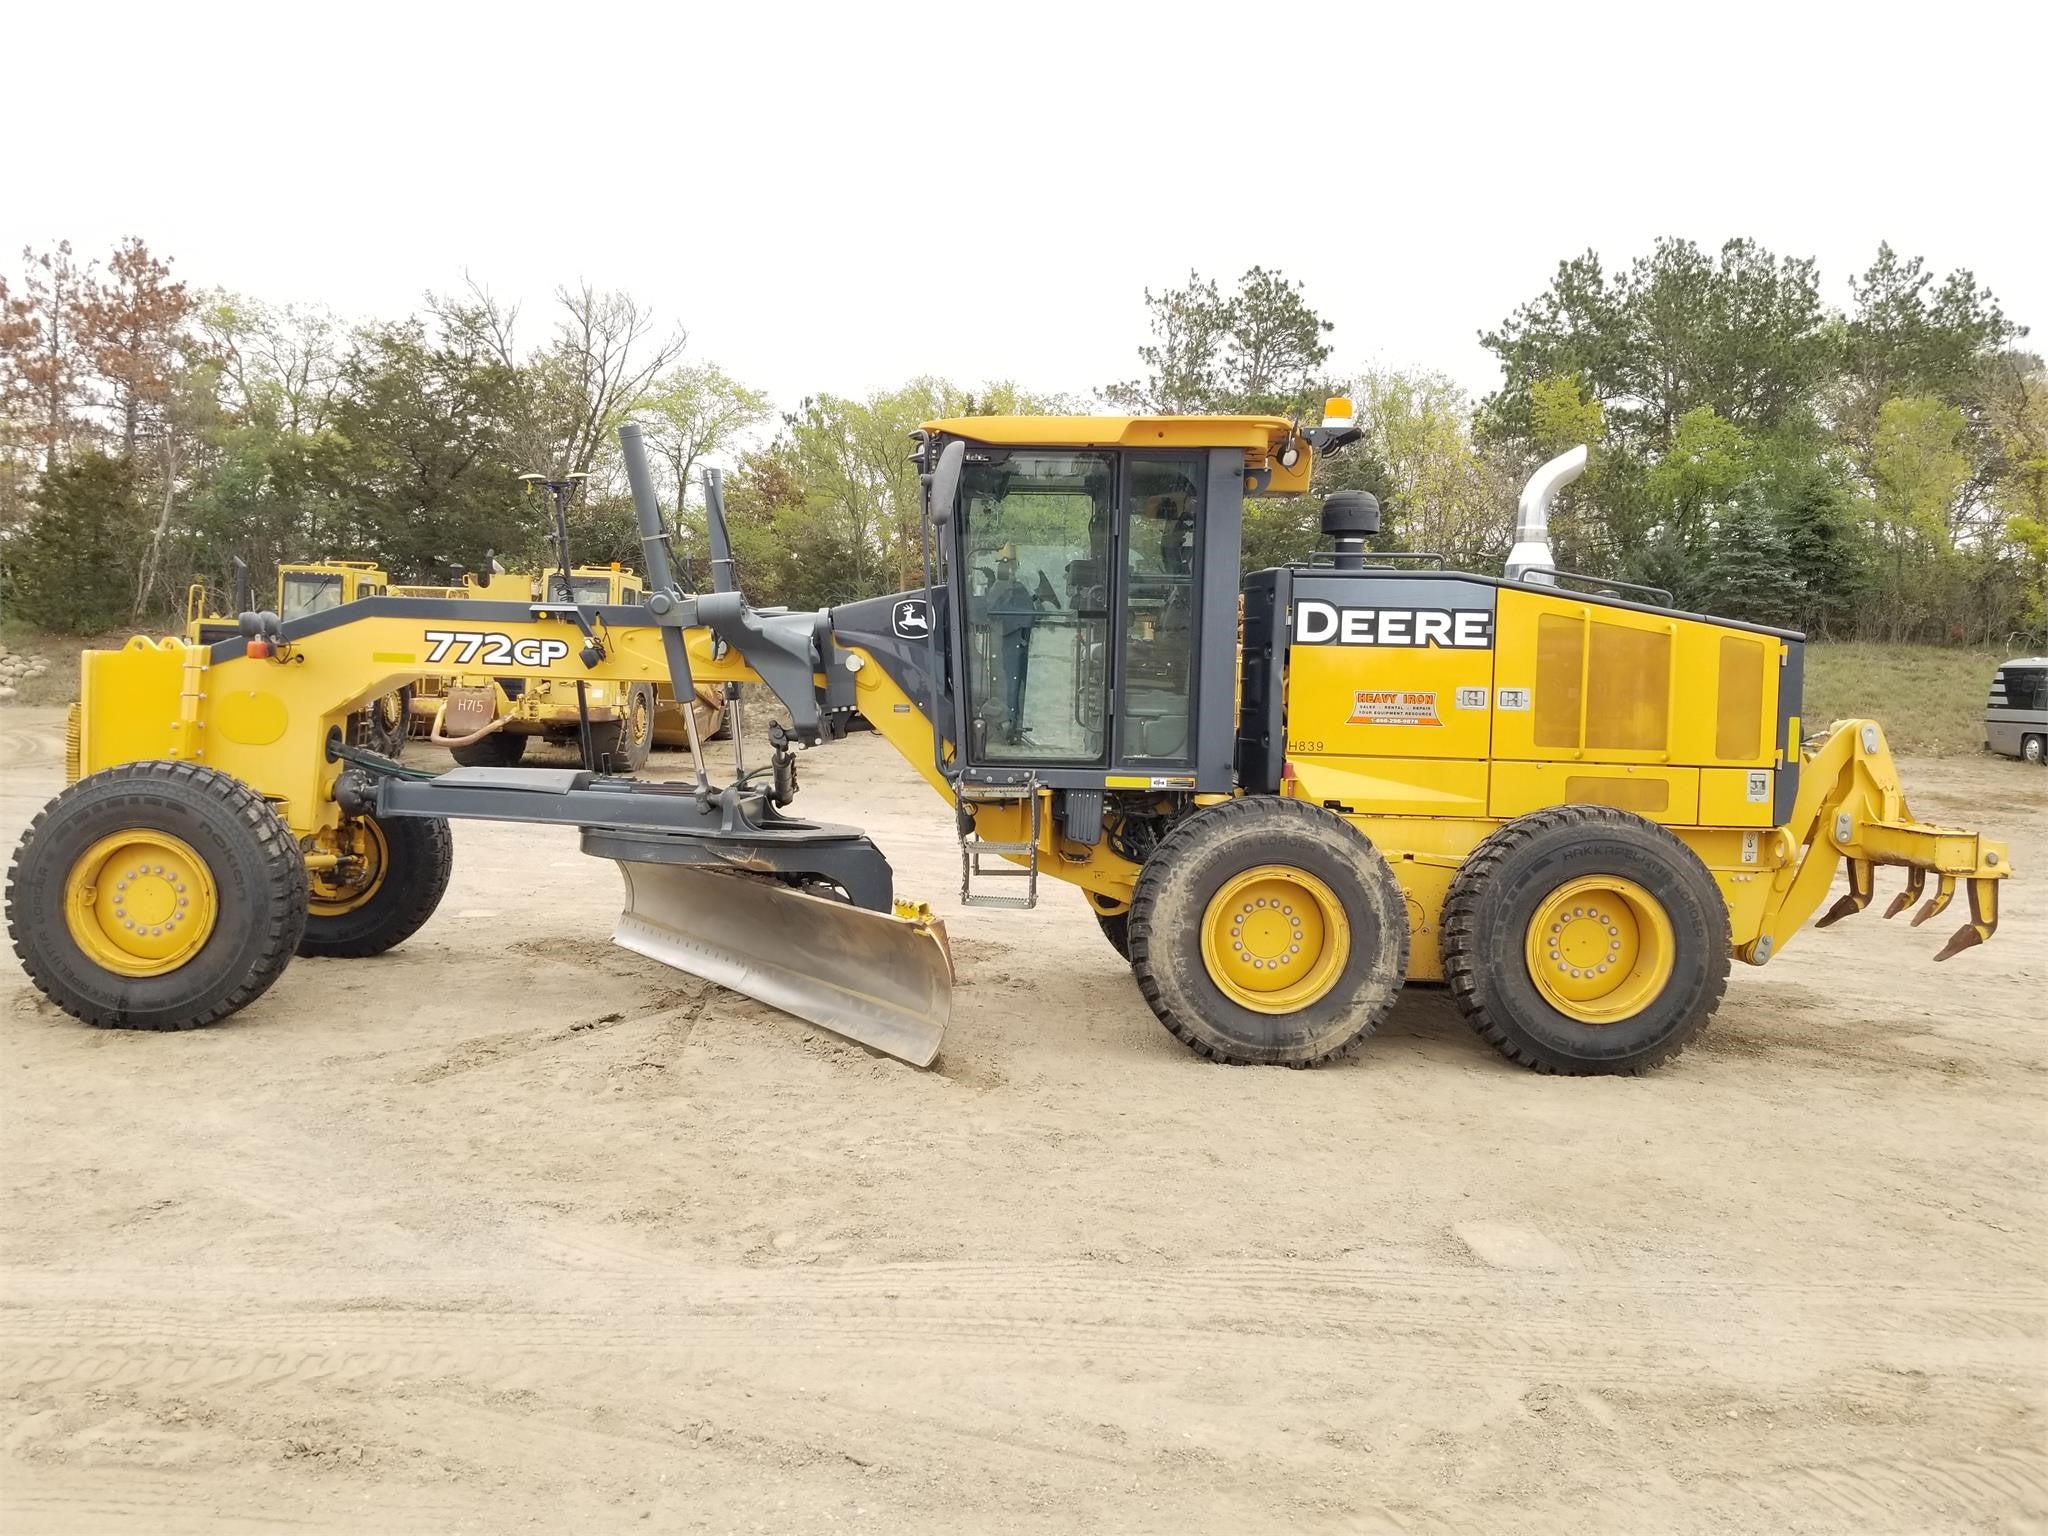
[8,413,2011,1071]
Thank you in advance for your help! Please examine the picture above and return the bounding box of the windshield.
[279,572,344,620]
[546,574,617,605]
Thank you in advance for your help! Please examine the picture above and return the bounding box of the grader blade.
[608,860,952,1067]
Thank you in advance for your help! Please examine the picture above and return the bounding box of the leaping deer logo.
[893,600,931,638]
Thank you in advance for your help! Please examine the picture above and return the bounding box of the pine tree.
[2,452,148,632]
[1701,501,1805,628]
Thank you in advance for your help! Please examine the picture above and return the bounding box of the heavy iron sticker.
[1349,689,1443,726]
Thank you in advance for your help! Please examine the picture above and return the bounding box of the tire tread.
[4,760,307,1031]
[1127,796,1408,1067]
[1440,804,1729,1075]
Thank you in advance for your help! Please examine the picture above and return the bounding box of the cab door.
[1110,453,1205,770]
[955,448,1117,767]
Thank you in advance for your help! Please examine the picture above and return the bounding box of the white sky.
[4,1,2041,420]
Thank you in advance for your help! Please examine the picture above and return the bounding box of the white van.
[1985,657,2048,763]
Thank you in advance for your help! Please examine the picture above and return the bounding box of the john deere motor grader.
[5,412,2011,1071]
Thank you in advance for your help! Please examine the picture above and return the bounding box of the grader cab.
[7,411,2011,1074]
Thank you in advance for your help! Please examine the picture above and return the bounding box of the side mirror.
[924,439,965,526]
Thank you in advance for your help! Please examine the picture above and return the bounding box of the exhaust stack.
[1504,445,1588,585]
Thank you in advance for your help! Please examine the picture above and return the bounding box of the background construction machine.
[418,563,724,770]
[7,412,2012,1073]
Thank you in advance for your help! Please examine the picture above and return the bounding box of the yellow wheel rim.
[630,690,652,748]
[63,831,219,977]
[309,818,389,917]
[1524,876,1675,1024]
[1200,865,1350,1014]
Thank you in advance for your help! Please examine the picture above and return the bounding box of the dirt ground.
[1,703,2043,1533]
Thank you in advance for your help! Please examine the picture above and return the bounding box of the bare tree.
[553,283,686,478]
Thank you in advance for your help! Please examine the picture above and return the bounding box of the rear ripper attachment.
[1782,720,2007,964]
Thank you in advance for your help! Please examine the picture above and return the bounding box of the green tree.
[2,451,148,631]
[782,377,1060,599]
[1844,245,2020,413]
[1863,395,1972,640]
[636,361,772,511]
[1352,369,1514,569]
[1107,267,1332,415]
[1528,372,1604,456]
[305,320,533,576]
[1644,406,1751,551]
[1700,501,1804,628]
[1483,237,1833,450]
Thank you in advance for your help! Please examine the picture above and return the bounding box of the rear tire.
[299,815,454,958]
[589,684,656,772]
[352,686,412,759]
[450,731,527,768]
[2024,734,2045,766]
[4,761,307,1030]
[1440,805,1728,1074]
[1127,798,1408,1066]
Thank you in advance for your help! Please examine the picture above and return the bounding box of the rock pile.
[0,643,53,702]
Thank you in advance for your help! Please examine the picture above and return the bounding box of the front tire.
[1440,805,1728,1074]
[1127,798,1408,1066]
[4,761,307,1030]
[299,815,454,958]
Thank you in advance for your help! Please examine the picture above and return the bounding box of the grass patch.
[1803,642,2005,756]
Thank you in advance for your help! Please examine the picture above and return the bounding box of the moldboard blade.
[609,861,950,1067]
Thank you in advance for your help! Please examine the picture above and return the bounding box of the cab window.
[280,572,343,620]
[960,452,1113,764]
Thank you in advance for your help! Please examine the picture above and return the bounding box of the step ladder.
[957,779,1041,909]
